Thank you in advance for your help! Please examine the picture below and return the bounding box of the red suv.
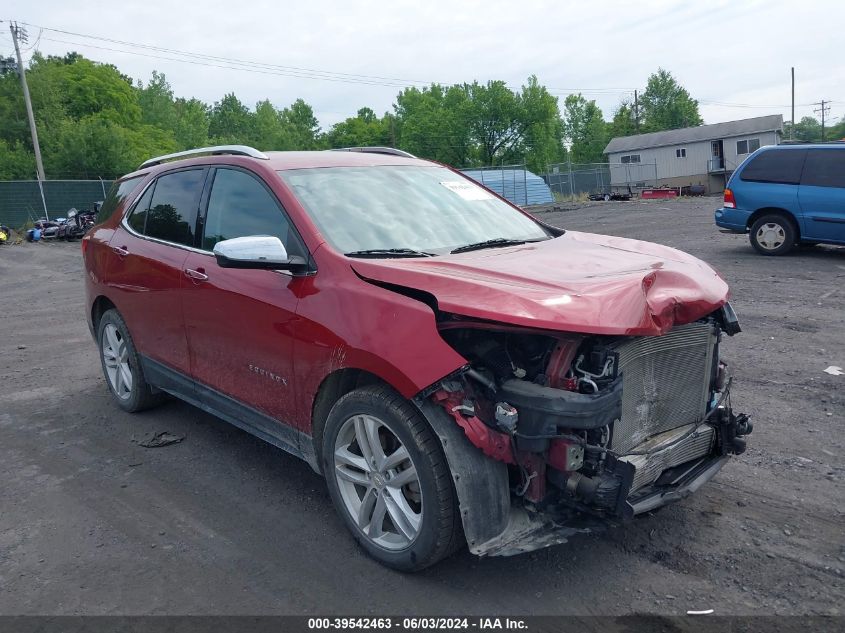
[83,145,752,570]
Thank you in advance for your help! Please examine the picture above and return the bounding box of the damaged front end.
[418,303,752,556]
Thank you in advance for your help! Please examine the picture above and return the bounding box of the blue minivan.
[715,144,845,255]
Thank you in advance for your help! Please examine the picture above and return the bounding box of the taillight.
[81,236,89,257]
[723,188,736,209]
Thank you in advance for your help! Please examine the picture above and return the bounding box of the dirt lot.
[1,197,842,616]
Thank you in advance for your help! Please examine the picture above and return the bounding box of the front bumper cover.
[473,406,752,557]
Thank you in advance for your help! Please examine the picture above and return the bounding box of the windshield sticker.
[440,180,494,201]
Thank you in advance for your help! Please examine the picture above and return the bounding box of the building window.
[737,138,761,155]
[676,148,687,158]
[621,154,641,164]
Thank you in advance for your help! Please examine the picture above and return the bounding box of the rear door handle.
[112,245,129,257]
[184,268,209,282]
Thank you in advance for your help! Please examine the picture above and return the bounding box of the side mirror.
[212,235,309,273]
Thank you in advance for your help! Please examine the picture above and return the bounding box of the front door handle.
[112,245,129,257]
[184,268,209,282]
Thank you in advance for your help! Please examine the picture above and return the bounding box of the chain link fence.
[544,161,658,198]
[0,179,113,227]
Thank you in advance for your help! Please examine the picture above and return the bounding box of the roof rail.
[331,146,417,159]
[139,145,269,169]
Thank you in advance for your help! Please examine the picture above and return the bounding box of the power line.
[26,21,438,86]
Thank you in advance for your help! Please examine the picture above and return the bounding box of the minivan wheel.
[749,214,796,256]
[322,386,463,571]
[98,309,164,413]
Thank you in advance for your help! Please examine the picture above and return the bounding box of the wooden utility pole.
[9,22,46,182]
[633,90,639,133]
[790,67,795,140]
[813,100,831,141]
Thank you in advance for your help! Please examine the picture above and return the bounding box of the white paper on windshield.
[440,180,494,201]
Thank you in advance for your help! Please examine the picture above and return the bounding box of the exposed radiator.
[621,424,716,492]
[610,321,717,454]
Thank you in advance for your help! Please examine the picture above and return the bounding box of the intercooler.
[610,321,718,456]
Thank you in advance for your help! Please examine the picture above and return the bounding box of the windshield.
[278,166,550,255]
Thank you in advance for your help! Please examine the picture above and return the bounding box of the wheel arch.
[747,207,801,239]
[309,367,392,474]
[90,295,118,335]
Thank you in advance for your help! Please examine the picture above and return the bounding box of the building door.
[711,140,724,169]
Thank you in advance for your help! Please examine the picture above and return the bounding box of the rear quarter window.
[740,149,807,185]
[97,176,145,224]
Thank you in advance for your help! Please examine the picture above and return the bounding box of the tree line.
[3,52,827,181]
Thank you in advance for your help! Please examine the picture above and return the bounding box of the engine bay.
[430,305,751,516]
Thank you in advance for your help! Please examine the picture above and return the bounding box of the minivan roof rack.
[331,147,416,159]
[139,145,269,169]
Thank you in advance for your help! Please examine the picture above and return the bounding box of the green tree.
[326,107,392,148]
[138,70,176,131]
[250,99,286,149]
[783,116,828,142]
[279,98,321,149]
[0,139,35,179]
[608,101,638,139]
[562,94,608,163]
[639,68,702,132]
[394,84,474,166]
[519,75,565,172]
[208,92,251,142]
[173,97,209,149]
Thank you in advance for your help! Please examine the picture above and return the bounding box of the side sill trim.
[140,355,319,472]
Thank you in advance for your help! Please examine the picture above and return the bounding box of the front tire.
[749,213,796,255]
[97,309,164,413]
[322,386,463,571]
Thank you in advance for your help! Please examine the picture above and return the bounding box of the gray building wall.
[608,129,780,191]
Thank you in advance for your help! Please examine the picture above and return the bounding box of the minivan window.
[97,176,144,224]
[740,149,807,185]
[127,184,154,234]
[801,149,845,188]
[145,169,205,246]
[202,168,303,256]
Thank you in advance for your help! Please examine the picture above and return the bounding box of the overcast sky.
[3,0,843,130]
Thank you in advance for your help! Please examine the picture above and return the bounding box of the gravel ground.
[0,197,842,616]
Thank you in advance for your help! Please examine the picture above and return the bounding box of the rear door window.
[801,149,845,188]
[97,176,144,224]
[740,149,807,185]
[145,169,206,246]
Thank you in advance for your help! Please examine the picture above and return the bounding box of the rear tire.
[322,385,463,571]
[97,309,165,413]
[749,213,796,256]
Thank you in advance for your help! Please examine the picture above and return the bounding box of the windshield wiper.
[450,237,535,254]
[345,248,436,258]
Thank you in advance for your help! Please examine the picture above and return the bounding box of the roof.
[604,115,784,154]
[123,150,433,180]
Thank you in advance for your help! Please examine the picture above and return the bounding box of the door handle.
[184,268,209,282]
[112,245,129,257]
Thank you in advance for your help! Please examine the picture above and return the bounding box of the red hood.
[350,231,729,336]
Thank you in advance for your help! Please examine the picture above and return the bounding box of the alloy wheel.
[333,414,423,550]
[102,323,133,400]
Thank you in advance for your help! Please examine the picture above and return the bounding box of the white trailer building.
[604,115,783,193]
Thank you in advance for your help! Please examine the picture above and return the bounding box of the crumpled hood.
[350,231,730,336]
